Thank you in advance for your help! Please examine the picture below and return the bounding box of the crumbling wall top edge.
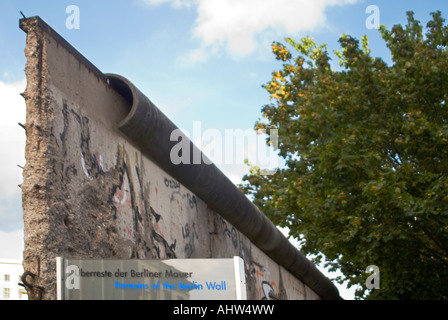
[19,16,107,83]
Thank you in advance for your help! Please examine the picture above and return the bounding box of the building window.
[19,287,28,299]
[4,274,10,282]
[3,288,10,299]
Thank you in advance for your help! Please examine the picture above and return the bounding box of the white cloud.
[193,0,361,56]
[0,80,26,232]
[143,0,360,60]
[0,80,26,198]
[0,230,24,260]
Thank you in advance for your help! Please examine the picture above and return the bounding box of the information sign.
[56,257,246,300]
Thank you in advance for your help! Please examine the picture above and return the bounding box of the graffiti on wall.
[54,98,290,299]
[55,100,183,259]
[216,215,286,300]
[164,177,198,211]
[57,99,210,261]
[163,177,199,258]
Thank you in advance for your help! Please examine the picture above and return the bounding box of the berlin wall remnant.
[19,16,340,300]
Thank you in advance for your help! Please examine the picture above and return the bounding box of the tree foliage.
[241,11,448,299]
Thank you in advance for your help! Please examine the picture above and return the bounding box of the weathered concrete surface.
[20,16,335,300]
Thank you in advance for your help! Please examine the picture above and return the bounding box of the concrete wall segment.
[19,16,337,300]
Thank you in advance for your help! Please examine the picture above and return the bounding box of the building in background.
[0,259,27,300]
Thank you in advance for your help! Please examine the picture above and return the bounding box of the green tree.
[241,11,448,299]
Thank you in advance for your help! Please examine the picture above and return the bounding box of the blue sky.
[0,0,446,299]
